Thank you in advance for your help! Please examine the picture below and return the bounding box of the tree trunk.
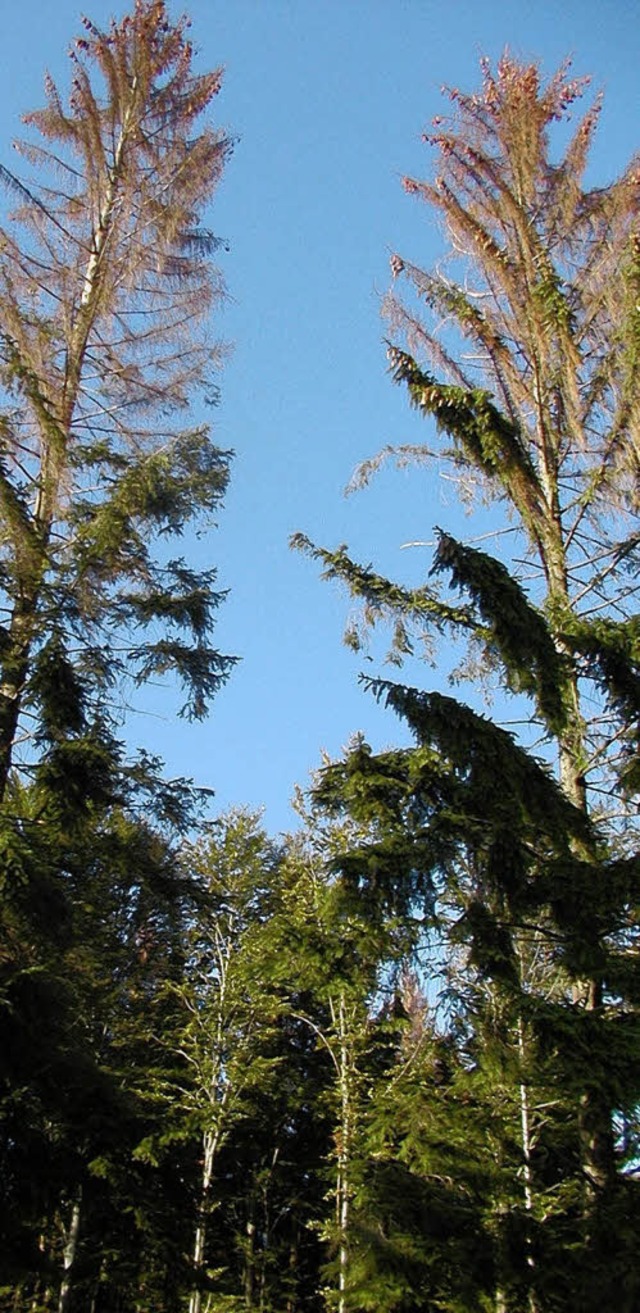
[545,543,617,1200]
[285,1234,298,1313]
[0,89,135,808]
[244,1198,256,1309]
[576,979,617,1198]
[0,584,44,800]
[189,1128,218,1313]
[517,1019,541,1313]
[335,994,352,1313]
[58,1189,82,1313]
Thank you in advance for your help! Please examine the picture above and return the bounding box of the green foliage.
[0,5,237,1309]
[298,52,640,1312]
[0,0,235,799]
[432,532,567,731]
[387,345,542,502]
[0,757,204,1308]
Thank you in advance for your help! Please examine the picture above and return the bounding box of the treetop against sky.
[1,0,638,830]
[1,9,638,1309]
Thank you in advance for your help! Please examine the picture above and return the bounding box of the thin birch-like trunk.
[334,994,352,1313]
[517,1018,541,1313]
[189,1127,219,1313]
[244,1201,256,1309]
[57,1188,82,1313]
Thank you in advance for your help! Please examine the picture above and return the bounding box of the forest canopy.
[0,9,638,1313]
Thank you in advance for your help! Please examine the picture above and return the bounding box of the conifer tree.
[296,56,640,1311]
[0,6,236,1308]
[266,814,422,1313]
[0,0,234,803]
[0,739,203,1310]
[274,842,377,1313]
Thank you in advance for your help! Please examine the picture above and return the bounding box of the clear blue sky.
[3,0,639,832]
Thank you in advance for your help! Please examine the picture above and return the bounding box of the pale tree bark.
[188,931,230,1313]
[57,1188,82,1313]
[517,1018,542,1313]
[189,1127,220,1313]
[177,816,283,1313]
[292,990,361,1313]
[244,1197,256,1309]
[335,996,352,1313]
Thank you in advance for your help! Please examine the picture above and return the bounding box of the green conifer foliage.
[0,6,236,1308]
[0,749,204,1310]
[297,56,640,1311]
[0,0,235,802]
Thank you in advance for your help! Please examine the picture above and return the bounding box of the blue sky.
[3,0,639,833]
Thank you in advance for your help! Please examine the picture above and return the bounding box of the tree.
[386,55,639,828]
[345,969,497,1313]
[0,7,237,1307]
[152,810,286,1313]
[0,743,205,1311]
[0,0,235,804]
[274,840,376,1313]
[295,55,640,1311]
[264,807,427,1313]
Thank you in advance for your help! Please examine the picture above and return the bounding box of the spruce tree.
[296,56,640,1311]
[0,0,235,802]
[265,812,423,1313]
[0,6,236,1308]
[0,736,204,1310]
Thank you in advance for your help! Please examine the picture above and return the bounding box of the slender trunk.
[88,1260,106,1313]
[562,706,616,1199]
[335,995,351,1313]
[0,584,44,798]
[0,90,136,806]
[28,1231,54,1313]
[58,1188,82,1313]
[285,1233,298,1313]
[189,1128,218,1313]
[256,1143,279,1313]
[336,1153,349,1313]
[244,1197,255,1309]
[576,978,616,1197]
[518,1059,534,1213]
[517,1019,542,1313]
[494,1193,509,1313]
